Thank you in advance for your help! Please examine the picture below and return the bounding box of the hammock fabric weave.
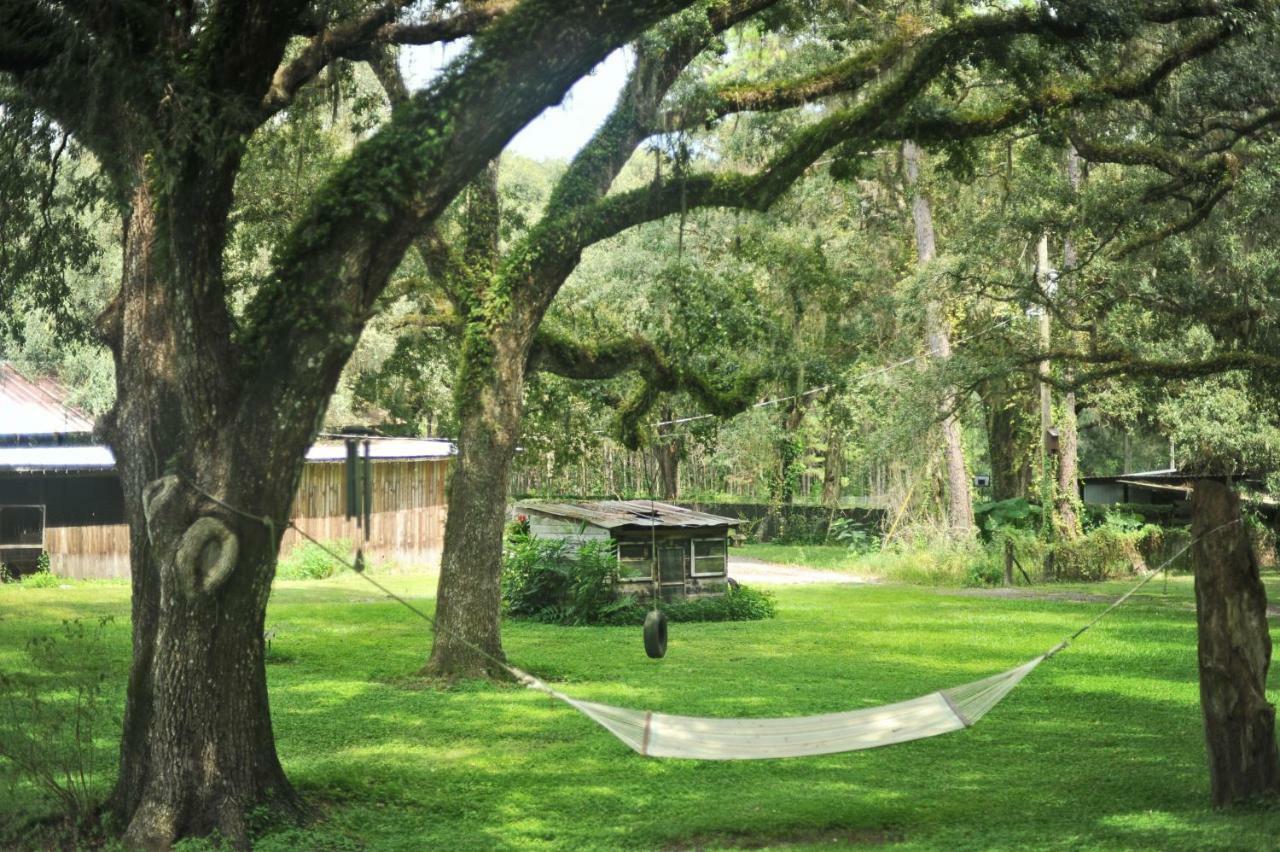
[508,656,1044,760]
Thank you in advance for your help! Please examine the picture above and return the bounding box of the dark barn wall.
[0,473,130,578]
[0,473,125,526]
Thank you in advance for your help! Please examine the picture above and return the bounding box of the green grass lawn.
[734,542,865,571]
[4,572,1280,850]
[733,542,983,584]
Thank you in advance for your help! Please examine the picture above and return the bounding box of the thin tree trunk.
[822,420,844,508]
[903,139,973,535]
[1191,479,1280,807]
[1055,147,1083,538]
[1035,234,1056,525]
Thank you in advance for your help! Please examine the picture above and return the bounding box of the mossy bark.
[425,325,529,678]
[105,182,309,847]
[1191,480,1280,807]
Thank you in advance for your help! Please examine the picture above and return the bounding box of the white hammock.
[507,655,1045,760]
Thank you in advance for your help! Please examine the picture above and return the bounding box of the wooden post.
[1192,479,1280,807]
[1004,538,1015,586]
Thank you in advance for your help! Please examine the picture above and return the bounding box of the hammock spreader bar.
[506,656,1044,760]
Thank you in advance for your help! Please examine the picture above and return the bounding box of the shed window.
[691,538,727,577]
[0,506,45,547]
[617,542,654,581]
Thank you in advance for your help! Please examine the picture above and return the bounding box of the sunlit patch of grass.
[5,567,1280,849]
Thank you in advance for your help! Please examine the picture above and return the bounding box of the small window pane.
[694,539,725,557]
[618,542,653,580]
[619,543,650,560]
[0,507,43,546]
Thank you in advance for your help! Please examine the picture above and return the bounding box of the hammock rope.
[178,475,1236,762]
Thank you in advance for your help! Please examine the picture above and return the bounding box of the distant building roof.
[0,445,117,472]
[0,363,94,437]
[0,437,455,474]
[515,499,738,529]
[305,438,456,462]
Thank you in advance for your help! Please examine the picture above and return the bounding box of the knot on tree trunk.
[142,474,183,545]
[175,517,239,599]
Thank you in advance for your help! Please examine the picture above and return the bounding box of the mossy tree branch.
[531,19,1232,279]
[261,1,516,117]
[238,0,699,417]
[529,328,762,450]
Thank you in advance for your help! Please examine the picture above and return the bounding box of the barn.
[513,499,737,599]
[0,364,453,579]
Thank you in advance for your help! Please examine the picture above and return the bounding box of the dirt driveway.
[727,556,868,586]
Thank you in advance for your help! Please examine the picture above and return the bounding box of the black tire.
[643,610,668,659]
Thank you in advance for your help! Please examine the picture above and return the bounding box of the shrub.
[662,585,776,622]
[276,539,351,580]
[502,537,626,625]
[0,617,114,836]
[20,570,61,589]
[974,498,1042,543]
[1050,525,1163,581]
[828,518,880,554]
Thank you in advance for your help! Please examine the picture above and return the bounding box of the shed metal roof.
[0,363,94,437]
[0,438,455,473]
[515,499,738,529]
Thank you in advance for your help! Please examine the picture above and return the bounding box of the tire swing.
[643,499,668,659]
[643,609,668,659]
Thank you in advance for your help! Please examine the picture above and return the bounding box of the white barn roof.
[0,363,94,437]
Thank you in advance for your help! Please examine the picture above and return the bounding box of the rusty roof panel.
[514,499,738,529]
[0,363,94,436]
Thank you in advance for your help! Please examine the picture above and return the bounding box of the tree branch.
[261,1,514,116]
[529,327,761,449]
[238,0,699,422]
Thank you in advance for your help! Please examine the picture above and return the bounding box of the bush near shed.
[501,533,773,626]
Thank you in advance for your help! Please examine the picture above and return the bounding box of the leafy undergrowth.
[5,573,1280,849]
[735,542,989,584]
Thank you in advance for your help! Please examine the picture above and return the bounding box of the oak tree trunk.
[1191,479,1280,807]
[654,415,680,500]
[1055,147,1082,539]
[1054,390,1082,539]
[822,421,844,508]
[425,331,526,678]
[105,183,307,847]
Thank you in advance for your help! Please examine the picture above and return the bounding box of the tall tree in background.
[902,139,974,536]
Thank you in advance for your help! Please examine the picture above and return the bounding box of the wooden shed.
[514,499,737,599]
[0,364,454,579]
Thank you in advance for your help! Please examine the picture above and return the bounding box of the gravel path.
[727,556,869,586]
